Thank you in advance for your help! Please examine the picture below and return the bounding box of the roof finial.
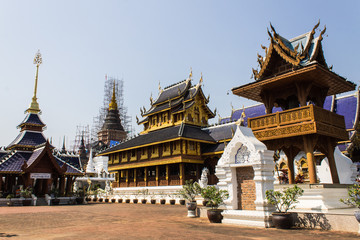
[26,50,42,114]
[61,136,66,153]
[189,67,193,79]
[109,80,118,110]
[199,72,203,85]
[158,81,162,93]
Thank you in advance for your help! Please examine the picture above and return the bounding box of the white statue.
[73,181,78,192]
[199,167,209,188]
[105,180,111,193]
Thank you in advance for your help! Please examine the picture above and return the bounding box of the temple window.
[131,150,135,157]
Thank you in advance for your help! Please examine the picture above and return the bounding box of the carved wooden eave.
[254,22,326,81]
[232,63,355,102]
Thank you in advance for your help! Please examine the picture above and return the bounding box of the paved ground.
[0,203,358,240]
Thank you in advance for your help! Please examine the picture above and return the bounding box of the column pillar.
[60,176,66,196]
[144,167,148,186]
[134,169,137,186]
[155,166,159,186]
[179,163,184,185]
[166,165,169,185]
[0,174,3,192]
[125,170,129,187]
[282,147,300,184]
[326,138,340,184]
[303,135,318,184]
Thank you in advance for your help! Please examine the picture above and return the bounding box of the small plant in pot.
[178,180,201,217]
[200,186,229,223]
[340,183,360,223]
[168,194,176,205]
[149,192,156,204]
[139,189,149,204]
[265,185,304,229]
[50,188,61,206]
[6,193,15,206]
[132,191,139,204]
[75,189,85,204]
[159,191,167,205]
[20,187,33,206]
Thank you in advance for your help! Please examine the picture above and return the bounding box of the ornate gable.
[253,21,328,81]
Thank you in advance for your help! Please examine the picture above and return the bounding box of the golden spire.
[26,50,42,114]
[189,67,193,79]
[109,80,118,110]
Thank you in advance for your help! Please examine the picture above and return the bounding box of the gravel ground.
[0,203,358,240]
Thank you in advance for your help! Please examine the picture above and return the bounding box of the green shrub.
[265,185,304,213]
[200,186,229,209]
[340,184,360,208]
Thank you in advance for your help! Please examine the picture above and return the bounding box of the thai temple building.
[99,72,236,187]
[97,81,127,146]
[0,51,82,197]
[230,22,356,184]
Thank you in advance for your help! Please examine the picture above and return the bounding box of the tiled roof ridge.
[163,79,188,90]
[289,31,311,42]
[55,156,83,173]
[202,121,237,130]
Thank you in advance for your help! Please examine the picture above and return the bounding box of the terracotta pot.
[52,199,60,206]
[151,199,156,204]
[179,200,185,205]
[170,199,176,205]
[207,209,223,223]
[141,199,147,204]
[111,199,116,203]
[93,198,97,202]
[186,202,197,218]
[125,199,130,203]
[99,198,103,202]
[133,199,138,204]
[271,212,293,229]
[22,199,32,206]
[75,197,83,204]
[160,199,166,205]
[354,210,360,223]
[105,199,109,203]
[118,199,123,203]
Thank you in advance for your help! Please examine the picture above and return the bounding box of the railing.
[248,105,347,141]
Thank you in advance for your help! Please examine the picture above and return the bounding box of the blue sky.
[0,1,359,150]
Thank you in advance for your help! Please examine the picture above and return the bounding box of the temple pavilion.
[99,72,236,187]
[231,22,356,184]
[0,51,82,197]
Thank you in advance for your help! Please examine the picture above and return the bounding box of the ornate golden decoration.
[26,50,43,114]
[109,80,118,110]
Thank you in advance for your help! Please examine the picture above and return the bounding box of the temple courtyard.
[0,203,358,240]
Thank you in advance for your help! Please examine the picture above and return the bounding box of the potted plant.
[132,191,139,204]
[50,188,60,205]
[178,180,201,217]
[265,185,304,229]
[6,193,15,206]
[124,193,130,203]
[75,189,84,204]
[159,191,167,205]
[200,186,229,223]
[149,192,156,204]
[20,187,32,206]
[340,183,360,223]
[168,193,176,205]
[139,189,149,204]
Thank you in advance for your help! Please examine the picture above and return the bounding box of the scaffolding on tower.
[91,75,134,142]
[72,125,90,152]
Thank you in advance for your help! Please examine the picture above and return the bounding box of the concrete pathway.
[0,203,358,240]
